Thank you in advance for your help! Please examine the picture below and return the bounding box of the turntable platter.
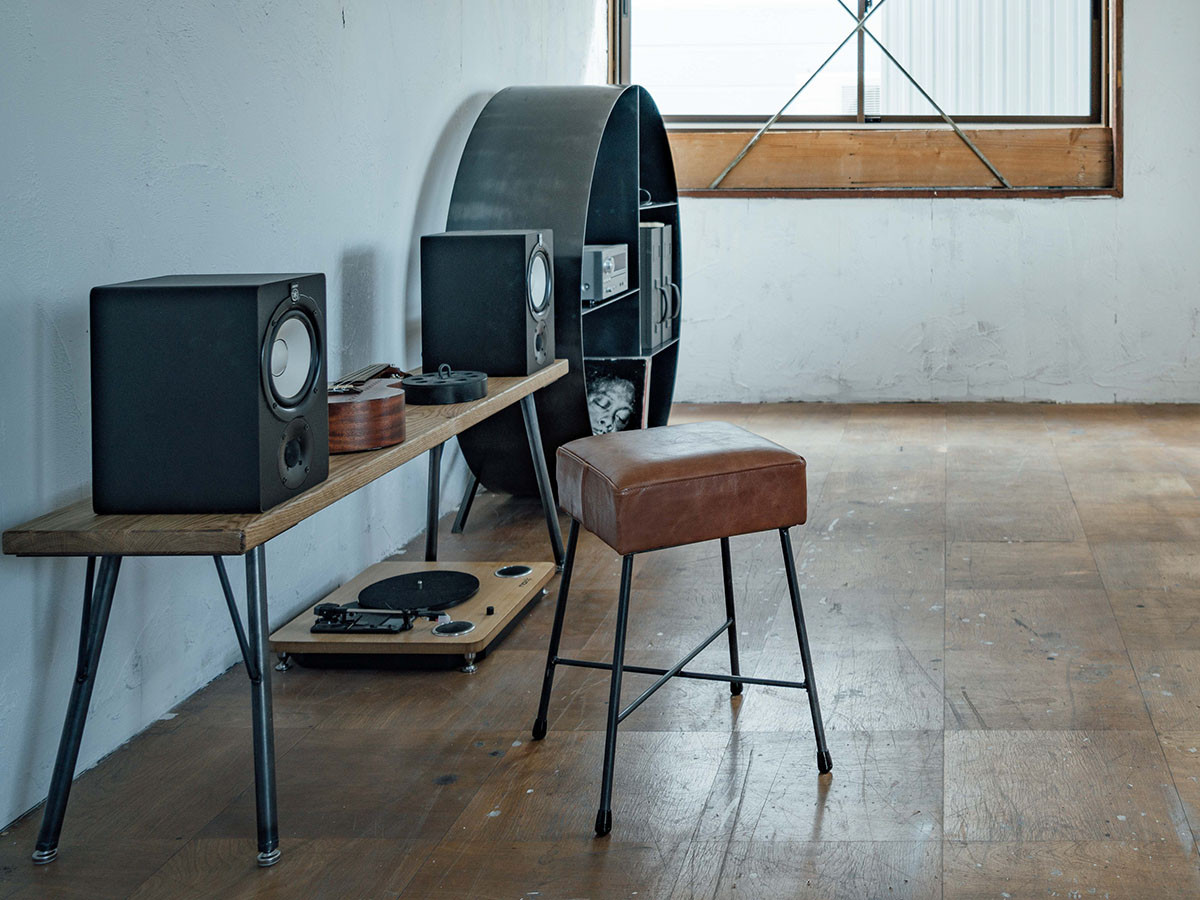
[356,569,480,612]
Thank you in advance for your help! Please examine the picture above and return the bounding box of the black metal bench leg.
[779,528,832,774]
[719,537,743,696]
[244,546,281,866]
[451,471,480,534]
[33,555,122,864]
[425,442,444,562]
[520,395,566,569]
[596,553,634,837]
[532,519,580,741]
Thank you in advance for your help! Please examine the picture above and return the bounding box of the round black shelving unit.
[446,84,681,496]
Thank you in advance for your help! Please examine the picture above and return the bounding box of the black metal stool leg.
[779,528,832,774]
[532,519,580,740]
[244,546,281,866]
[719,537,743,696]
[596,553,635,837]
[33,555,122,864]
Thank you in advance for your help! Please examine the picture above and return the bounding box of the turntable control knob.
[486,605,495,616]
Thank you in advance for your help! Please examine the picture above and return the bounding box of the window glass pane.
[632,0,860,118]
[866,0,1093,117]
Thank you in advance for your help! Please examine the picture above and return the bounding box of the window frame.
[609,0,1123,198]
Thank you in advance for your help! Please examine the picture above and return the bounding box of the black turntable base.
[269,561,555,670]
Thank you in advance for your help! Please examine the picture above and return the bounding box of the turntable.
[268,560,554,672]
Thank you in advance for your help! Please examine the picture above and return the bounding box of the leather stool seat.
[556,421,808,556]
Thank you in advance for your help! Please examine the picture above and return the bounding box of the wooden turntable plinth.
[268,560,554,671]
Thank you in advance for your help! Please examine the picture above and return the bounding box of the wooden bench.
[3,361,567,867]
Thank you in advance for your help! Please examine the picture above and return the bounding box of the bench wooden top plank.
[2,361,567,558]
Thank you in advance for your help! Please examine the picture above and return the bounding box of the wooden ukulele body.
[328,366,407,453]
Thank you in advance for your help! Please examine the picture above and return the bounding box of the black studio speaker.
[420,230,554,376]
[90,274,329,514]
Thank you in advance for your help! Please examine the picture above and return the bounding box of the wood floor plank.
[795,588,945,654]
[1075,499,1200,543]
[808,500,948,540]
[1093,542,1200,592]
[943,839,1200,899]
[947,499,1085,542]
[445,731,730,844]
[693,730,942,843]
[741,643,944,732]
[1109,591,1200,652]
[798,538,945,592]
[946,467,1074,504]
[0,838,182,900]
[945,651,1151,731]
[400,839,692,900]
[945,443,1060,473]
[675,839,942,900]
[944,591,1148,730]
[947,541,1102,590]
[200,728,517,843]
[1056,441,1182,474]
[821,470,946,505]
[1157,732,1200,843]
[944,730,1192,845]
[1064,471,1197,506]
[1130,651,1200,733]
[945,589,1126,656]
[128,838,434,900]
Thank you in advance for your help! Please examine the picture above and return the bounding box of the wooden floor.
[5,403,1200,899]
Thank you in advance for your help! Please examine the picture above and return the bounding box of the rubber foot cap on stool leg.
[730,683,743,697]
[817,750,833,774]
[257,848,281,867]
[532,718,548,741]
[31,848,57,865]
[594,809,612,837]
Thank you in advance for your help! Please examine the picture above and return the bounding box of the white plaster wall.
[0,1,605,827]
[676,2,1200,403]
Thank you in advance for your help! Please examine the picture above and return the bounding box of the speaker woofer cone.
[527,244,552,318]
[262,299,321,414]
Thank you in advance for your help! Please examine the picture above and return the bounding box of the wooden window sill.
[669,126,1120,198]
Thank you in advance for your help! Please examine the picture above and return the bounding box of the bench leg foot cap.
[594,809,612,837]
[817,750,833,774]
[532,718,548,741]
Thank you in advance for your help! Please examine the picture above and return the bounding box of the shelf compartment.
[582,335,679,362]
[581,286,638,316]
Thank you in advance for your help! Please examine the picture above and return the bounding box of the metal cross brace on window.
[707,0,894,189]
[708,0,1013,190]
[830,0,1012,187]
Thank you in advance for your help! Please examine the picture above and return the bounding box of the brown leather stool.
[532,421,831,836]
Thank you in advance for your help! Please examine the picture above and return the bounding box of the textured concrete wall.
[0,1,604,827]
[675,3,1200,403]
